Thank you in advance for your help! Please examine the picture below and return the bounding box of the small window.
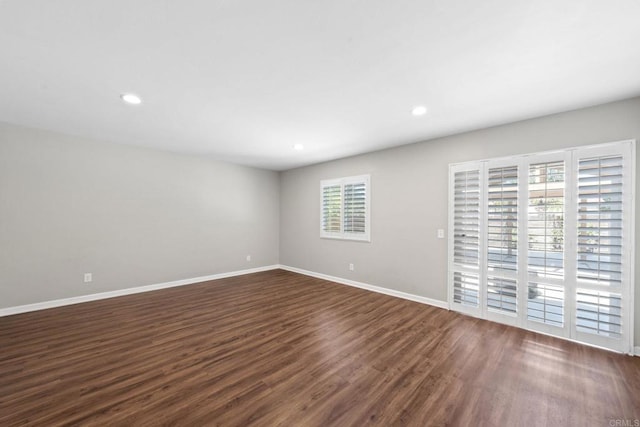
[320,175,370,241]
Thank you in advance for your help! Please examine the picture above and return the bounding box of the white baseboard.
[279,265,449,310]
[635,346,640,357]
[0,265,280,317]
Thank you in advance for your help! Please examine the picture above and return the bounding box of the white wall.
[279,96,640,347]
[0,123,280,308]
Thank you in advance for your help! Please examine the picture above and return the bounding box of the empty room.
[1,1,640,425]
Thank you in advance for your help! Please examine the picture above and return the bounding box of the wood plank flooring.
[1,269,639,426]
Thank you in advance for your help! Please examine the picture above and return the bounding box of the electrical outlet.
[349,263,354,271]
[84,273,92,283]
[437,229,445,239]
[246,255,251,262]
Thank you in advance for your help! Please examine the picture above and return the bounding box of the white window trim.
[448,140,635,354]
[320,174,371,242]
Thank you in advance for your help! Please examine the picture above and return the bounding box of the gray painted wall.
[279,96,640,347]
[0,123,280,307]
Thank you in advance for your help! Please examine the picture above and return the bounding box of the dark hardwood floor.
[1,269,639,426]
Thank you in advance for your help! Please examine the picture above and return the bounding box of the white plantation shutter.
[527,160,566,327]
[453,272,479,307]
[527,161,565,279]
[486,276,517,313]
[450,168,482,310]
[486,166,518,315]
[577,156,623,287]
[453,170,480,266]
[576,290,622,338]
[576,155,626,340]
[526,283,564,327]
[448,140,634,353]
[320,175,370,241]
[487,166,518,273]
[322,185,342,234]
[344,182,367,234]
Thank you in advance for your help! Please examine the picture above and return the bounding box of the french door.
[448,141,634,353]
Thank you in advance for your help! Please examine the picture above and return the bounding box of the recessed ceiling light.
[293,144,304,151]
[121,93,142,105]
[411,105,427,116]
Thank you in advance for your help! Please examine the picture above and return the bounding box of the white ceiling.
[1,1,640,170]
